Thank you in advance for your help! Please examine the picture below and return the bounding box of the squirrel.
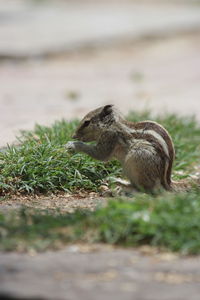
[65,105,198,193]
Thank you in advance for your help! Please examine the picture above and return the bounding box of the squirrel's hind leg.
[100,177,137,197]
[114,184,138,197]
[113,178,138,196]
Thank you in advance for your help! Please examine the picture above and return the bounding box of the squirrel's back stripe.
[122,120,175,186]
[136,121,175,186]
[135,121,174,159]
[135,129,169,158]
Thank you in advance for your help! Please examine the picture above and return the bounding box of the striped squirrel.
[65,105,197,193]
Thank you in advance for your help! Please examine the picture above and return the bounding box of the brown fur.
[66,105,178,192]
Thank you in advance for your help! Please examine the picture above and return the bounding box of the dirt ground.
[1,188,200,300]
[0,192,106,213]
[1,32,200,147]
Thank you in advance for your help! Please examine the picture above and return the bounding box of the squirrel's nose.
[72,134,77,139]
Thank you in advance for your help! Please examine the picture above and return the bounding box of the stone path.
[1,245,200,300]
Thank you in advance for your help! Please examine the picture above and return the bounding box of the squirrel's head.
[72,105,116,142]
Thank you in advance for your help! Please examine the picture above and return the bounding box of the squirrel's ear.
[100,105,113,119]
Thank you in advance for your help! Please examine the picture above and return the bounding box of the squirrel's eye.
[84,120,90,127]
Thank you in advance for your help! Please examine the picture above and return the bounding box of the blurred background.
[1,0,200,147]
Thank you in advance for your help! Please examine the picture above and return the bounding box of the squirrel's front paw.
[65,141,76,153]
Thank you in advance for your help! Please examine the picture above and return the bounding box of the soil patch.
[0,192,107,213]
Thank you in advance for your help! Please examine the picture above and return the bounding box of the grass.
[0,111,200,195]
[0,111,200,254]
[0,120,120,194]
[1,188,200,254]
